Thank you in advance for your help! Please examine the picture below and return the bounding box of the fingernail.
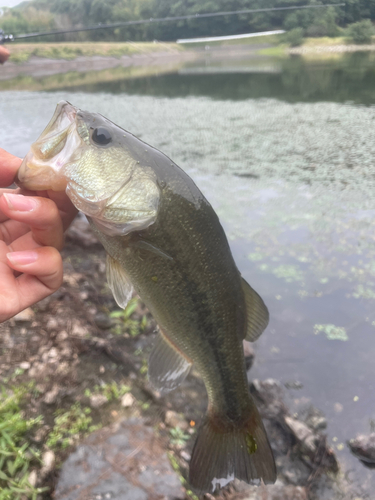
[3,193,38,212]
[7,251,38,265]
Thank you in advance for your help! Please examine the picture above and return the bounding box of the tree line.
[0,0,374,42]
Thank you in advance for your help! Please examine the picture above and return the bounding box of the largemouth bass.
[17,101,276,493]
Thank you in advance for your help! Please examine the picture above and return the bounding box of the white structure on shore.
[177,30,285,44]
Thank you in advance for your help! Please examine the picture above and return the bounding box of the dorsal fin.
[241,278,269,342]
[148,330,192,393]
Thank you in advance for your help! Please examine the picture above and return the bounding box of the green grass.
[168,452,199,500]
[169,427,191,447]
[84,382,131,402]
[46,402,101,450]
[6,41,183,64]
[110,297,149,337]
[0,385,48,499]
[258,44,288,57]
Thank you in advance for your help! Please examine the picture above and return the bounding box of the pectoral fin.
[241,278,269,342]
[130,239,173,261]
[148,330,192,393]
[106,254,134,308]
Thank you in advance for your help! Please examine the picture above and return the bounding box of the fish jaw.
[16,100,160,236]
[16,101,80,192]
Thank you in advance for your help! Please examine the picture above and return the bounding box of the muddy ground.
[0,216,363,500]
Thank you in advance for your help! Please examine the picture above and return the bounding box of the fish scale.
[17,100,276,493]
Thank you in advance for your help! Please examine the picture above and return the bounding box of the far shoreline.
[1,37,374,85]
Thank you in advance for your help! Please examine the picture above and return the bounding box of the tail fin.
[189,408,276,494]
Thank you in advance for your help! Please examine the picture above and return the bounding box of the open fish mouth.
[15,100,159,235]
[16,101,80,192]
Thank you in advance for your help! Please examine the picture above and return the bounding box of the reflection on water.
[50,51,375,104]
[86,52,375,104]
[2,51,375,105]
[1,49,375,494]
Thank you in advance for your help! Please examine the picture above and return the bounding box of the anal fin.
[148,330,192,393]
[241,278,269,342]
[106,254,134,308]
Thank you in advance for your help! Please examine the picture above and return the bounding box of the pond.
[1,50,375,495]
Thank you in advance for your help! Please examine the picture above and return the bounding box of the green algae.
[314,324,349,341]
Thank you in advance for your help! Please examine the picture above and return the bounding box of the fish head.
[17,100,160,235]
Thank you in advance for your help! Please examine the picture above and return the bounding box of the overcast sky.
[1,0,30,8]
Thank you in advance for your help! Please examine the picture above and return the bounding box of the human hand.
[0,148,78,322]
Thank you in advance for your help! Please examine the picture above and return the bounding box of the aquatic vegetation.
[352,285,375,300]
[314,324,348,341]
[248,252,264,261]
[272,264,304,283]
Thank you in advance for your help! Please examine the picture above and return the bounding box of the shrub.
[347,20,374,44]
[284,28,304,47]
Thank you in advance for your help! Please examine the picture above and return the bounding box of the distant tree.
[284,27,304,46]
[0,6,54,36]
[0,0,374,43]
[347,19,374,44]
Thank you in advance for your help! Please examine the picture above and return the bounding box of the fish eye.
[91,127,112,146]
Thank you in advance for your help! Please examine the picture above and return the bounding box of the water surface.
[1,51,375,495]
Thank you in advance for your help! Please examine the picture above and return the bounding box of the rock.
[94,312,113,330]
[283,416,338,473]
[43,386,60,405]
[56,331,69,342]
[46,317,59,331]
[305,408,327,432]
[250,378,286,419]
[276,455,311,485]
[47,347,58,360]
[40,450,55,478]
[72,321,90,337]
[13,307,34,322]
[238,480,308,500]
[284,380,304,390]
[90,394,108,408]
[121,393,135,408]
[164,410,189,431]
[55,418,184,500]
[180,450,191,462]
[19,361,30,370]
[284,416,318,455]
[66,215,99,247]
[348,433,375,467]
[31,425,50,444]
[28,470,37,488]
[79,291,89,300]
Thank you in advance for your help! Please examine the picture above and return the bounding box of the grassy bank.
[4,41,183,64]
[0,62,184,92]
[5,34,375,66]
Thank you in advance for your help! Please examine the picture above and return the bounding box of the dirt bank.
[0,47,198,81]
[0,215,364,499]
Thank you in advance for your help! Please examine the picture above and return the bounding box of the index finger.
[0,149,23,187]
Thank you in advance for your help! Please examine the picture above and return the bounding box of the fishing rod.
[0,3,345,43]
